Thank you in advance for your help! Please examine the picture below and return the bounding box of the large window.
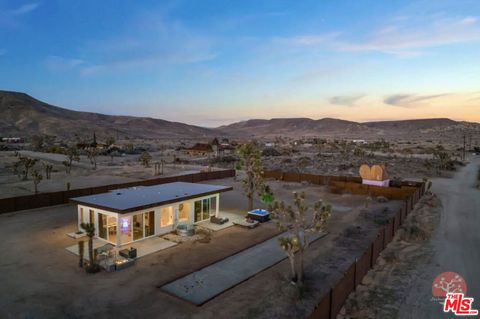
[120,216,132,244]
[194,197,216,222]
[89,209,94,224]
[202,198,210,220]
[144,211,155,237]
[98,213,117,243]
[179,203,189,221]
[210,196,217,216]
[194,200,202,222]
[133,214,143,241]
[98,213,107,239]
[161,207,173,227]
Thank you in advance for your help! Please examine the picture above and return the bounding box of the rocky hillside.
[1,90,479,141]
[0,91,216,140]
[219,117,480,139]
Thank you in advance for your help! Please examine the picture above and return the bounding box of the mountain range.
[1,90,479,141]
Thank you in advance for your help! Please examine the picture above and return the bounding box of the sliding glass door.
[132,211,155,241]
[97,213,117,244]
[194,197,216,222]
[144,211,154,237]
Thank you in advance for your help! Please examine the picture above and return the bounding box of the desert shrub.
[402,224,429,241]
[46,145,66,154]
[85,263,101,273]
[210,155,237,163]
[373,216,390,226]
[196,228,212,243]
[376,196,389,203]
[297,156,312,167]
[262,148,281,157]
[337,163,354,170]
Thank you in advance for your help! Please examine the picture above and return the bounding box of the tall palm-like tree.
[236,141,270,211]
[78,240,85,268]
[80,222,96,269]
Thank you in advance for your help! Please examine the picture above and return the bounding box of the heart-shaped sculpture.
[359,164,388,181]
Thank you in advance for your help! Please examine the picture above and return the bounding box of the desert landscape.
[1,91,477,198]
[1,90,479,319]
[1,1,480,318]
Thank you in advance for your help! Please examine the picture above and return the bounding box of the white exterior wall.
[77,192,220,246]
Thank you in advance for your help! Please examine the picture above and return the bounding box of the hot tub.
[176,224,195,237]
[247,209,270,223]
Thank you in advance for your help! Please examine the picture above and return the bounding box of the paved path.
[161,232,325,305]
[397,156,480,318]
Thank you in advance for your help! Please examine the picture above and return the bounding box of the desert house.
[70,182,232,246]
[1,137,24,143]
[185,143,214,156]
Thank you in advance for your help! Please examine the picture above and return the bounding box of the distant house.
[185,143,213,156]
[2,137,24,143]
[185,137,235,157]
[353,139,368,145]
[76,142,109,150]
[219,143,235,155]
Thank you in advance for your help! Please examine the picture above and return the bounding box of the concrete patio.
[195,211,246,232]
[65,236,177,260]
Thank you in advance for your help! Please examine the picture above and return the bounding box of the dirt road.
[397,156,480,318]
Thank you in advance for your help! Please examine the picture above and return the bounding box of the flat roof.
[70,182,232,213]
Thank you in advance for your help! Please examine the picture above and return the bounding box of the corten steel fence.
[0,169,235,214]
[308,178,425,319]
[263,170,422,200]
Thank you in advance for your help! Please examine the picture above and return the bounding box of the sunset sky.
[1,0,479,126]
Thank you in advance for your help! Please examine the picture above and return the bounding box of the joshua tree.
[269,192,331,285]
[139,151,152,168]
[64,146,80,174]
[31,169,43,194]
[15,154,38,181]
[80,222,98,272]
[86,147,98,169]
[42,162,53,179]
[236,141,269,211]
[105,136,115,147]
[78,240,85,268]
[154,161,164,175]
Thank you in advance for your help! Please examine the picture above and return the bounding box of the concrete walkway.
[161,231,326,305]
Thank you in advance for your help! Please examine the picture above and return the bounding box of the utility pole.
[463,133,466,161]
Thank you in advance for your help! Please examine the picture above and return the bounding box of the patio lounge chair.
[233,218,259,229]
[210,216,229,225]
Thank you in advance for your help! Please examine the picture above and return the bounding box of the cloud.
[272,32,341,46]
[45,55,85,72]
[73,13,217,76]
[384,93,451,108]
[334,15,480,56]
[11,3,39,15]
[274,14,480,58]
[0,2,40,27]
[329,94,365,106]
